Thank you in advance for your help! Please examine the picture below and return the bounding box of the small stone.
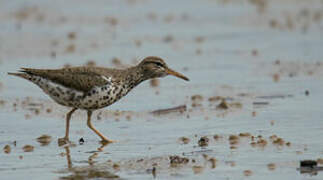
[22,145,34,152]
[67,32,76,40]
[273,138,284,146]
[3,145,11,154]
[213,134,222,140]
[36,134,52,146]
[244,170,253,176]
[239,132,251,137]
[79,138,85,145]
[191,95,203,101]
[208,96,221,102]
[169,155,189,167]
[198,136,209,147]
[113,163,120,170]
[178,137,190,144]
[216,99,229,110]
[267,163,276,170]
[229,135,240,145]
[257,138,267,147]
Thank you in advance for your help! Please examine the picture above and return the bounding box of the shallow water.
[1,0,323,179]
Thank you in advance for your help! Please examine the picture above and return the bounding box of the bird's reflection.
[59,142,120,180]
[298,167,323,176]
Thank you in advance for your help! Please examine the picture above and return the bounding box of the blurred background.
[0,0,323,179]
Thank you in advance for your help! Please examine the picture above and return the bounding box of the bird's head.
[138,56,189,81]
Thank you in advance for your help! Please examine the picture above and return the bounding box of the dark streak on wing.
[20,67,109,92]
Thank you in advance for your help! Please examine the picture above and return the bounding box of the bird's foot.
[58,137,70,146]
[100,138,116,145]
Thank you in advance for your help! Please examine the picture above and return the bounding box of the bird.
[8,56,189,145]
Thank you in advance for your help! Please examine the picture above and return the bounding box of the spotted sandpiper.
[8,56,189,145]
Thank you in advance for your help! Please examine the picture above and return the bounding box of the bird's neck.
[123,66,147,89]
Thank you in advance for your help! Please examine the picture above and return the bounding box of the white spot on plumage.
[101,75,111,82]
[26,74,131,110]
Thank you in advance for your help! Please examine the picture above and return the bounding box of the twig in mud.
[151,105,186,116]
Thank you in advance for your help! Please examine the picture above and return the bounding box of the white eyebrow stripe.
[101,75,112,82]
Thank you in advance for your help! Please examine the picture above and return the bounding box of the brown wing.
[20,67,110,92]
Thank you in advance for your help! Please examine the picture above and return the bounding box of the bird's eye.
[155,62,163,67]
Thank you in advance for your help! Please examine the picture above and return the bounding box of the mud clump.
[169,155,189,167]
[267,163,276,171]
[191,95,203,101]
[3,145,11,154]
[112,163,120,171]
[191,95,203,108]
[229,135,239,145]
[256,138,268,147]
[243,170,253,176]
[198,136,209,147]
[213,134,222,140]
[239,132,251,137]
[36,134,52,146]
[178,137,190,144]
[67,32,76,40]
[273,137,285,146]
[216,99,229,110]
[22,145,34,152]
[208,96,222,102]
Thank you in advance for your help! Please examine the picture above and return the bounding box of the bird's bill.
[166,68,189,81]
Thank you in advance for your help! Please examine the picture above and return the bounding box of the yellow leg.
[58,108,77,146]
[87,110,115,143]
